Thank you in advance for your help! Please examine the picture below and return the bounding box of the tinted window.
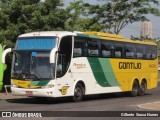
[114,43,124,58]
[136,45,145,59]
[74,37,87,57]
[88,39,101,57]
[146,46,152,59]
[74,36,157,60]
[146,46,157,59]
[17,37,56,50]
[125,44,135,58]
[101,41,113,58]
[151,46,157,59]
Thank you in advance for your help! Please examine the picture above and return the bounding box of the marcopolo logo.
[119,62,141,69]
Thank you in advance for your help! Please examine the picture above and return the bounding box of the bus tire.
[138,80,146,96]
[73,83,85,102]
[130,80,139,97]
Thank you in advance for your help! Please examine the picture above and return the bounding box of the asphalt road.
[0,82,160,120]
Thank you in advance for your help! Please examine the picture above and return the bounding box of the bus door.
[55,36,73,96]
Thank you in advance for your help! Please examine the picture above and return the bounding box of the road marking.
[130,101,159,107]
[137,105,160,111]
[130,101,160,110]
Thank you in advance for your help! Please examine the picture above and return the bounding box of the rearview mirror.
[2,48,12,64]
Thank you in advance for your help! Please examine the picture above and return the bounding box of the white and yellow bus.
[11,31,158,102]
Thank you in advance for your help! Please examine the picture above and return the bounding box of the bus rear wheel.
[138,81,146,96]
[130,81,139,97]
[73,83,84,102]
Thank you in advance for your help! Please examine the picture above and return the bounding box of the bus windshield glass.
[11,37,57,80]
[12,51,55,80]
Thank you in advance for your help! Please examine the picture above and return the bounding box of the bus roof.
[18,31,77,38]
[80,32,157,46]
[18,31,157,46]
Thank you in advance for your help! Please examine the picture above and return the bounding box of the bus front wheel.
[130,80,139,97]
[73,83,85,102]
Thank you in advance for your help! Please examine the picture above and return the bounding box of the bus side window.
[88,39,100,57]
[114,43,123,58]
[101,42,112,58]
[125,44,135,58]
[136,45,145,59]
[151,46,157,59]
[74,47,82,57]
[74,37,87,57]
[146,46,152,59]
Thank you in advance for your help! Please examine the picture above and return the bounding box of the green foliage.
[153,37,160,50]
[0,0,66,47]
[0,0,160,49]
[90,0,160,34]
[130,35,153,41]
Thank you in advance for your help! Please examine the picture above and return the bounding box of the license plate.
[26,91,33,95]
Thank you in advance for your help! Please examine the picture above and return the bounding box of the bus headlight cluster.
[41,84,54,89]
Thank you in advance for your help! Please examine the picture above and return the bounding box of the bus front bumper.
[11,87,55,97]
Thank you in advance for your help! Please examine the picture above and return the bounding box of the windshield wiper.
[30,72,40,80]
[17,72,30,79]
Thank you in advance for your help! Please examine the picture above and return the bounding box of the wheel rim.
[140,82,146,93]
[133,83,138,95]
[75,87,82,100]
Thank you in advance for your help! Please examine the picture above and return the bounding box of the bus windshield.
[11,37,57,80]
[11,51,55,80]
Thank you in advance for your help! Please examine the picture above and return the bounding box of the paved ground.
[137,101,160,110]
[1,88,160,120]
[0,92,29,100]
[1,91,160,111]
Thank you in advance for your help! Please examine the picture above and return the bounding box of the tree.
[86,0,160,34]
[0,0,160,46]
[0,0,66,46]
[64,0,103,32]
[0,0,41,45]
[29,0,68,31]
[130,35,153,41]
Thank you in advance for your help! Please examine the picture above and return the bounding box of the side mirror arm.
[2,48,12,64]
[50,48,58,63]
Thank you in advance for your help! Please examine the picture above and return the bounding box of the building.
[140,21,152,38]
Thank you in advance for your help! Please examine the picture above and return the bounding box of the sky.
[65,0,160,39]
[120,15,160,39]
